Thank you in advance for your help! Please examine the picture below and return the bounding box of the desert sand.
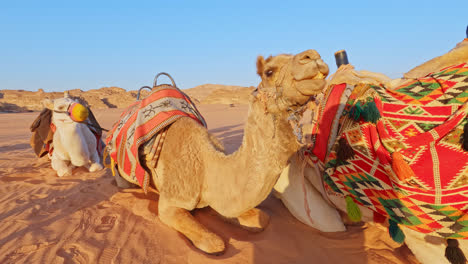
[0,104,419,264]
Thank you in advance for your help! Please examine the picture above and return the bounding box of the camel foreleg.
[88,149,103,172]
[51,154,72,177]
[158,199,225,255]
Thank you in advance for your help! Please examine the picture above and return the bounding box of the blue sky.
[0,0,466,92]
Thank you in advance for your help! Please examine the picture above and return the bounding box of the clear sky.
[0,0,466,92]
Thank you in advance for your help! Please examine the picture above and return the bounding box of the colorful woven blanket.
[105,85,206,192]
[310,63,468,239]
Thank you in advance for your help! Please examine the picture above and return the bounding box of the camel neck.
[207,99,300,217]
[236,100,299,167]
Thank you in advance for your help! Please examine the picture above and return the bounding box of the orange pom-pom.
[392,151,415,182]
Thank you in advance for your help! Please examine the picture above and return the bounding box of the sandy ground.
[0,105,419,264]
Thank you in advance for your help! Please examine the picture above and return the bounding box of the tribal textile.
[311,63,468,239]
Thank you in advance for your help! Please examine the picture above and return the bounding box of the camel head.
[43,92,89,125]
[256,49,329,113]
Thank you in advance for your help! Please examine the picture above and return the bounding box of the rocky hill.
[0,84,255,112]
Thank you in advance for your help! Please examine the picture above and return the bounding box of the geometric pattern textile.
[105,84,206,192]
[310,63,468,239]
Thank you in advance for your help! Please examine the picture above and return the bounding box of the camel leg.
[158,200,225,254]
[70,154,88,168]
[223,208,270,232]
[88,150,103,172]
[51,155,72,177]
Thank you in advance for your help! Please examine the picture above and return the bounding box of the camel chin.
[296,79,327,96]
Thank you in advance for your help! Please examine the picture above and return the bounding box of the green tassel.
[445,239,467,264]
[362,101,381,123]
[388,219,405,244]
[349,103,363,121]
[345,196,362,222]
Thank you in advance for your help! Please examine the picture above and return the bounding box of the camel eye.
[58,105,66,111]
[265,69,274,77]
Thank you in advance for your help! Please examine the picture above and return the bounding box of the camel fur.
[274,38,468,264]
[42,93,104,177]
[114,50,329,254]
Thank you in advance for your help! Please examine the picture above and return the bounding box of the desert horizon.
[0,84,255,113]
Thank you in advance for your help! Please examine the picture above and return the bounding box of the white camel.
[274,38,468,264]
[42,93,104,177]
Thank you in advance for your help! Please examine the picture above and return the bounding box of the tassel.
[362,101,381,123]
[349,103,363,121]
[392,151,415,182]
[111,158,116,176]
[445,239,467,264]
[388,219,405,244]
[461,120,468,151]
[337,138,355,162]
[345,196,362,222]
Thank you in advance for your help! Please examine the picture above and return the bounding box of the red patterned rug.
[105,85,206,192]
[309,63,468,239]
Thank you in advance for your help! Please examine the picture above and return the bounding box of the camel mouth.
[294,71,327,82]
[312,71,326,80]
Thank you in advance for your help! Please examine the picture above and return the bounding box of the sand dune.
[0,105,419,264]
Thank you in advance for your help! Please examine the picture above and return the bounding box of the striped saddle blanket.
[309,63,468,239]
[105,85,206,192]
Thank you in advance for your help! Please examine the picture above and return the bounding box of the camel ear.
[256,55,265,77]
[64,91,70,98]
[42,99,54,110]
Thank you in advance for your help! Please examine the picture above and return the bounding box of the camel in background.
[32,93,104,177]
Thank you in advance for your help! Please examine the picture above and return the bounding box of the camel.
[274,37,468,264]
[105,50,329,254]
[37,93,104,176]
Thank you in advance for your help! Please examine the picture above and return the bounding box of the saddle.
[309,63,468,240]
[105,75,206,192]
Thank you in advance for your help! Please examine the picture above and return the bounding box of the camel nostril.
[297,50,320,64]
[299,56,313,64]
